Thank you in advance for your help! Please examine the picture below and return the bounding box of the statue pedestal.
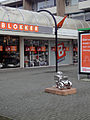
[45,87,77,96]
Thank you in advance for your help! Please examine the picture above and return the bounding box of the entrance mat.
[0,116,12,120]
[45,87,77,96]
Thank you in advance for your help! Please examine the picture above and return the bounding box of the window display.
[0,35,20,68]
[24,39,49,67]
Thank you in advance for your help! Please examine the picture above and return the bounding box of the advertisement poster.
[80,33,90,73]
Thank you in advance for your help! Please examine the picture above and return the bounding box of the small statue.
[54,71,72,90]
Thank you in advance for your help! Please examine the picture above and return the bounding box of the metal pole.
[37,10,58,72]
[55,25,58,72]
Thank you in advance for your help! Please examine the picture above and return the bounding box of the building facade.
[0,6,89,69]
[65,0,90,21]
[0,0,90,21]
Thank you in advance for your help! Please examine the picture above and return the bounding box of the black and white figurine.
[54,71,72,90]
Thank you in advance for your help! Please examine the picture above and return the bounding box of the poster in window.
[0,46,3,51]
[41,46,46,52]
[30,46,35,52]
[11,46,17,51]
[65,47,69,51]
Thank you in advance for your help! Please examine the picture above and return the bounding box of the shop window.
[65,0,70,6]
[71,0,78,5]
[24,40,49,67]
[0,35,20,68]
[37,0,55,11]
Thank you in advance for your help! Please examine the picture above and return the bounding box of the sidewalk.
[0,65,90,120]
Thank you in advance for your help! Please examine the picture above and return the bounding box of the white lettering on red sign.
[0,21,39,32]
[1,22,6,29]
[7,23,12,29]
[19,24,23,30]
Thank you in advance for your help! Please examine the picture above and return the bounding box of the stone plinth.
[45,87,77,96]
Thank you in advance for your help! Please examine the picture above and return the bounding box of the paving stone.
[0,65,90,120]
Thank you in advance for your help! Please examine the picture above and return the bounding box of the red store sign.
[0,22,39,32]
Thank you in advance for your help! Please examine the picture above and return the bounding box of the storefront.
[0,6,89,69]
[0,35,20,68]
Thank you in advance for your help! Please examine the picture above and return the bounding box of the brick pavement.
[0,65,90,120]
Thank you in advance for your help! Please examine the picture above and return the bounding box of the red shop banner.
[25,46,30,51]
[0,46,3,51]
[30,46,35,52]
[11,46,17,51]
[41,46,46,52]
[5,46,11,51]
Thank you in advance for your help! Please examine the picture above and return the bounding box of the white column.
[20,37,24,68]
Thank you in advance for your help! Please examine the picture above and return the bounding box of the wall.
[65,5,82,14]
[79,0,90,10]
[23,0,32,10]
[56,0,65,16]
